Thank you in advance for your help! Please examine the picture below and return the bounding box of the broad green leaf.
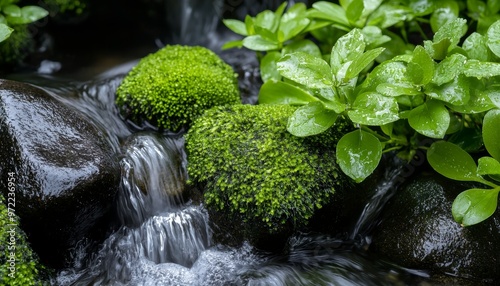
[452,188,499,226]
[282,2,308,23]
[360,61,411,92]
[309,1,350,27]
[312,88,345,113]
[448,87,495,113]
[3,4,20,17]
[346,0,364,25]
[255,10,278,32]
[425,38,451,61]
[287,101,338,137]
[408,100,450,138]
[463,32,489,61]
[348,92,399,125]
[367,3,412,28]
[486,86,500,108]
[6,5,48,25]
[427,141,481,181]
[221,40,243,50]
[483,109,500,161]
[245,15,255,35]
[432,53,466,85]
[282,39,321,58]
[242,35,279,51]
[223,19,248,36]
[277,52,334,88]
[331,29,365,74]
[279,17,310,42]
[487,20,500,58]
[336,130,383,183]
[410,0,434,16]
[433,17,467,48]
[254,26,277,42]
[407,46,435,85]
[361,25,391,48]
[488,0,500,14]
[345,47,385,81]
[258,80,318,105]
[376,83,420,97]
[477,157,500,175]
[0,23,12,42]
[464,60,500,78]
[426,75,470,105]
[260,52,282,82]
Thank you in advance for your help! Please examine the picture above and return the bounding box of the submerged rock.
[0,79,120,269]
[371,170,500,285]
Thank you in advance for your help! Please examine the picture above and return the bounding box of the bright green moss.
[185,104,353,230]
[0,25,33,66]
[0,194,48,286]
[116,45,241,132]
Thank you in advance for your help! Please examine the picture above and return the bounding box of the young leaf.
[242,35,279,51]
[282,39,322,58]
[348,92,399,125]
[448,87,495,113]
[221,40,243,50]
[434,17,467,47]
[331,29,365,74]
[223,19,248,36]
[309,1,350,27]
[277,52,334,88]
[279,17,310,42]
[452,188,499,226]
[6,5,48,25]
[260,52,282,82]
[427,141,482,181]
[360,61,411,92]
[344,47,385,81]
[483,109,500,161]
[0,23,12,42]
[408,100,450,138]
[258,80,318,105]
[432,53,466,86]
[487,20,500,58]
[407,46,435,85]
[336,129,383,183]
[346,0,364,25]
[287,101,338,137]
[312,88,345,113]
[376,83,420,97]
[477,157,500,175]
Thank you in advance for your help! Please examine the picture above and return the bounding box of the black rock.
[0,79,120,269]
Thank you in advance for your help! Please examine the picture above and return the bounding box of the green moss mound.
[116,45,241,132]
[0,25,33,66]
[0,194,48,286]
[186,104,353,230]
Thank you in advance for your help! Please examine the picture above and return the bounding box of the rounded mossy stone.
[0,25,33,66]
[115,45,241,132]
[185,104,353,231]
[0,194,49,286]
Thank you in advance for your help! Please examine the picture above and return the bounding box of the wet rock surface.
[0,79,120,269]
[371,170,500,285]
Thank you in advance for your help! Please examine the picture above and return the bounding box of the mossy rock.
[116,45,241,132]
[185,104,354,246]
[0,194,50,286]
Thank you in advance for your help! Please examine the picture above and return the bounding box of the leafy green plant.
[0,0,48,42]
[223,1,500,226]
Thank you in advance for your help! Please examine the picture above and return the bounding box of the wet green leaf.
[259,80,318,105]
[309,1,350,27]
[432,53,466,85]
[448,86,495,113]
[242,35,279,51]
[345,47,385,81]
[287,101,338,137]
[282,39,322,57]
[376,83,420,97]
[433,17,466,47]
[407,46,435,85]
[348,92,399,125]
[0,23,12,42]
[223,19,248,36]
[346,0,364,24]
[331,29,365,74]
[408,100,450,138]
[336,130,383,183]
[487,20,500,58]
[260,52,282,82]
[6,5,48,25]
[427,141,481,181]
[279,17,310,42]
[464,60,500,78]
[463,32,489,61]
[477,157,500,175]
[278,52,334,88]
[361,61,411,92]
[452,188,499,226]
[483,109,500,161]
[426,75,470,105]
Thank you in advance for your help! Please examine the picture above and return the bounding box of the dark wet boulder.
[371,170,500,285]
[0,79,120,269]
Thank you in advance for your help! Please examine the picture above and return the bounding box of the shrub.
[185,104,353,230]
[115,45,241,132]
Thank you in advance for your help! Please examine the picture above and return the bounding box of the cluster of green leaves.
[116,45,240,132]
[185,104,352,230]
[0,0,48,43]
[223,1,500,226]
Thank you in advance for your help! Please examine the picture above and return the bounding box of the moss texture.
[116,45,241,132]
[0,194,48,286]
[0,25,33,66]
[185,104,353,230]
